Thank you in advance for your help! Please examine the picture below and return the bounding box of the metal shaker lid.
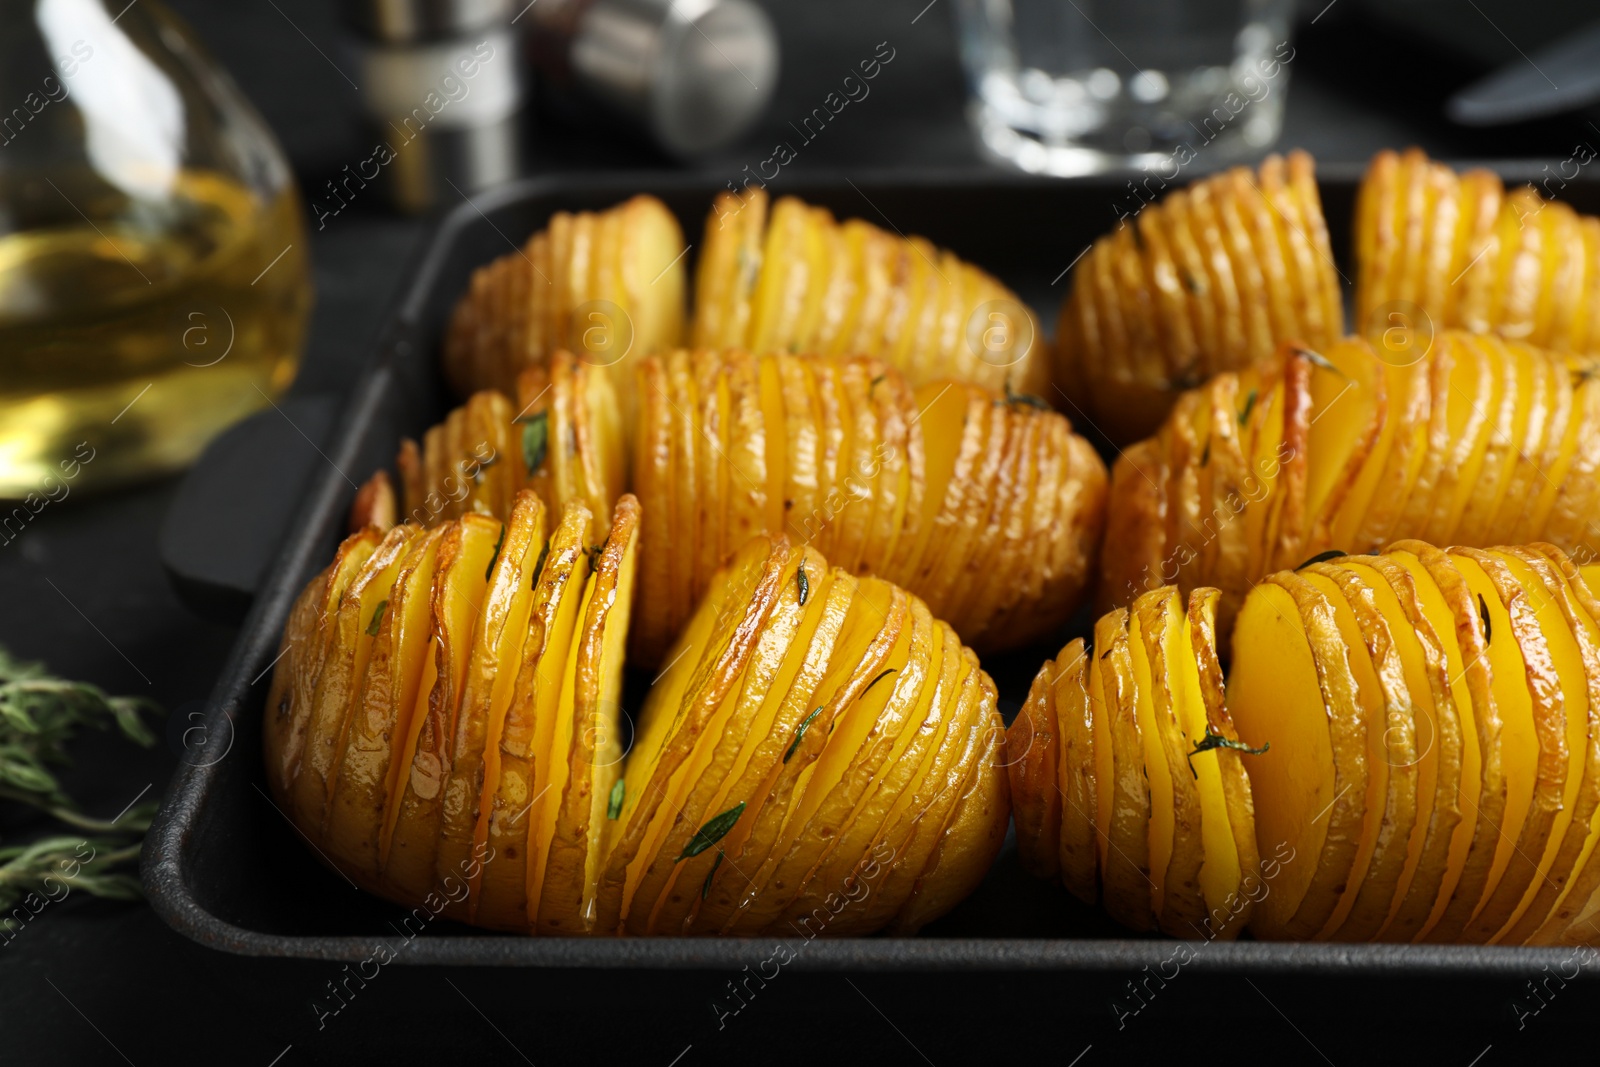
[535,0,778,157]
[344,0,514,44]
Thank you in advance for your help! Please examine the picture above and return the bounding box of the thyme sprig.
[0,648,157,825]
[1001,380,1052,412]
[1186,724,1269,778]
[0,647,158,924]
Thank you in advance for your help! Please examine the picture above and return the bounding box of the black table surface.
[6,0,1600,1062]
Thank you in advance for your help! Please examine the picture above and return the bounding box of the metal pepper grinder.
[343,0,527,212]
[526,0,778,158]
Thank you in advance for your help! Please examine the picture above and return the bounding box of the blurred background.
[5,0,1600,1062]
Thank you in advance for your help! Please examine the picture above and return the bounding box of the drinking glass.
[955,0,1296,175]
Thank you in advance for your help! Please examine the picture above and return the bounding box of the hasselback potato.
[264,498,1008,935]
[630,349,1105,663]
[442,195,688,399]
[1008,585,1260,939]
[1014,544,1600,946]
[1355,147,1600,353]
[1100,331,1600,631]
[1054,150,1343,443]
[358,349,1107,665]
[692,186,1050,399]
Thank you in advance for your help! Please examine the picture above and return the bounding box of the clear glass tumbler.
[955,0,1296,176]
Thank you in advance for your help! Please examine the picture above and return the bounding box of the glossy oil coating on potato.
[1011,545,1600,946]
[1354,147,1600,355]
[441,195,688,401]
[1226,543,1600,946]
[600,534,1009,936]
[1054,150,1344,444]
[692,186,1051,399]
[265,516,1010,936]
[1007,586,1260,939]
[1099,332,1600,634]
[627,350,1106,664]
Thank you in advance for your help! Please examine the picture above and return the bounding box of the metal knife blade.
[1448,19,1600,126]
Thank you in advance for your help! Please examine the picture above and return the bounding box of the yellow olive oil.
[0,169,311,497]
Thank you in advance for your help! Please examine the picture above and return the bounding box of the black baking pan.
[143,162,1600,974]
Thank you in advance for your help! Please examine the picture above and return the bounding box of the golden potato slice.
[1138,198,1201,388]
[1341,350,1430,551]
[1454,336,1530,546]
[615,194,687,373]
[1449,549,1567,943]
[707,575,905,935]
[593,536,790,931]
[723,350,770,576]
[432,492,546,921]
[263,566,331,808]
[1534,201,1582,348]
[871,649,993,936]
[830,358,880,575]
[1228,574,1364,940]
[1098,439,1169,616]
[1160,391,1207,598]
[677,549,842,933]
[840,221,897,357]
[1009,634,1083,902]
[1188,588,1259,939]
[1302,339,1386,551]
[1232,164,1297,358]
[948,399,1040,632]
[1528,549,1600,943]
[706,566,861,934]
[692,188,768,350]
[473,504,591,930]
[1301,562,1418,942]
[1008,645,1067,886]
[1353,149,1400,333]
[1394,543,1504,943]
[637,544,835,934]
[748,197,811,353]
[1492,341,1559,539]
[1491,547,1600,943]
[1214,169,1275,364]
[1132,589,1208,937]
[380,514,500,899]
[1540,375,1600,553]
[809,357,851,559]
[1096,608,1155,932]
[270,529,381,809]
[884,676,1008,935]
[1354,554,1465,943]
[324,526,446,884]
[808,207,855,353]
[757,596,933,934]
[1489,190,1543,342]
[535,496,640,934]
[776,353,823,544]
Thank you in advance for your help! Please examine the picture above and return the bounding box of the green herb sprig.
[518,410,549,472]
[0,647,158,928]
[0,648,156,828]
[1186,724,1269,778]
[1001,380,1052,412]
[678,802,746,861]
